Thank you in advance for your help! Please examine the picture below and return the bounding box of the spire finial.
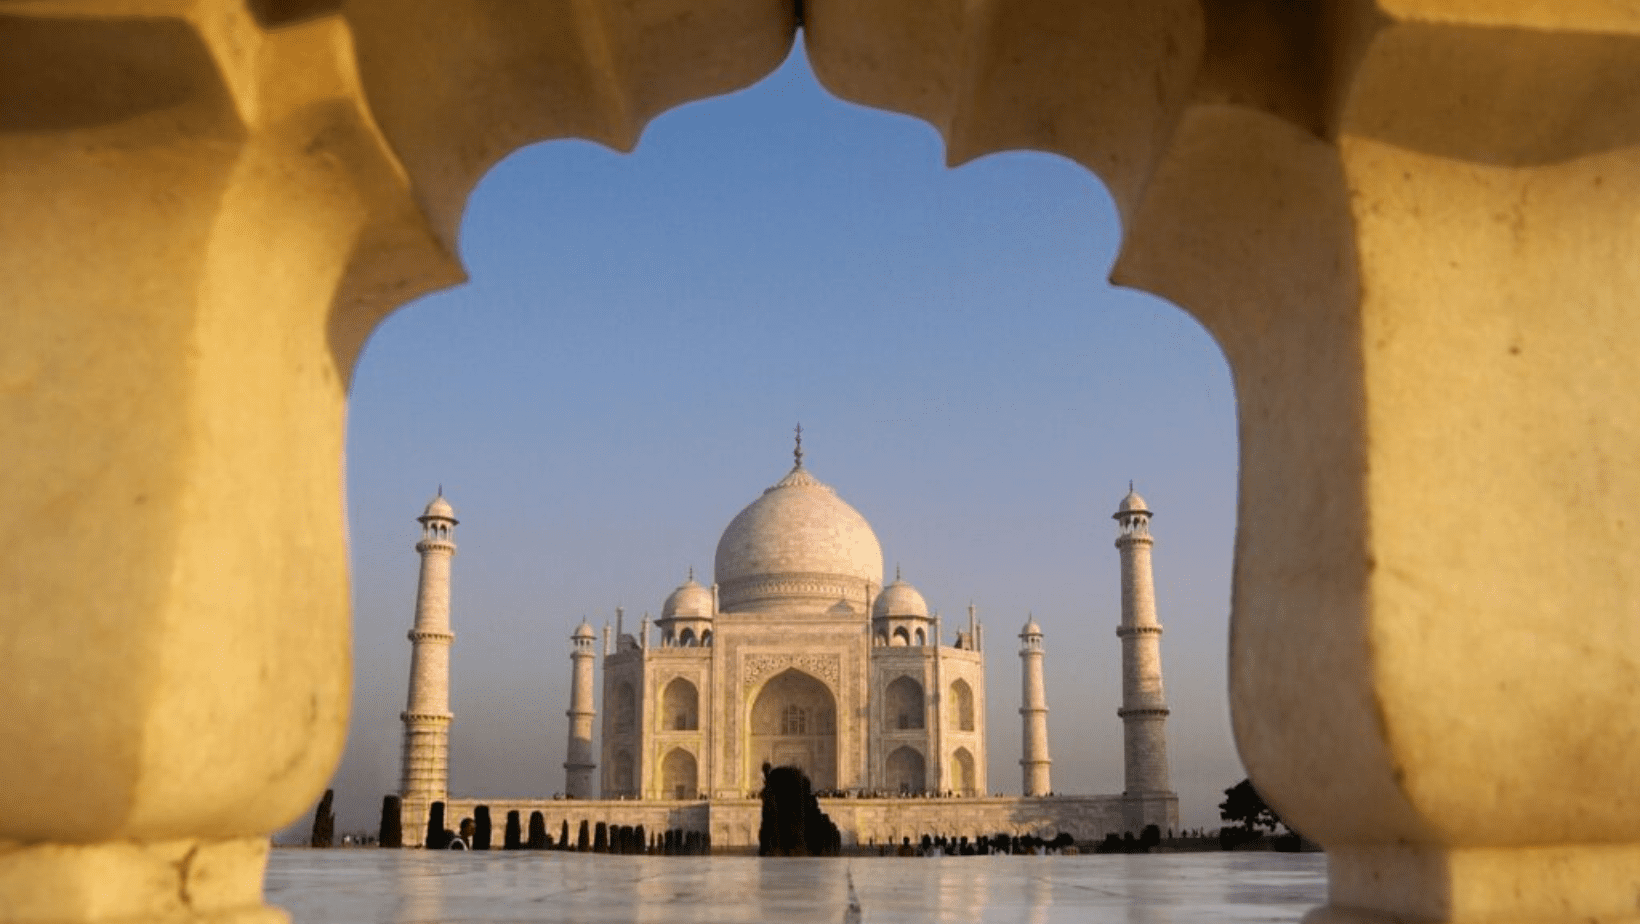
[895,564,902,582]
[687,566,695,582]
[438,483,444,497]
[1129,479,1134,493]
[794,422,804,467]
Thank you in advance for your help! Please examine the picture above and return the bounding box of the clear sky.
[309,44,1244,839]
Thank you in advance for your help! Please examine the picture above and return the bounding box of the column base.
[0,836,284,924]
[1307,844,1640,924]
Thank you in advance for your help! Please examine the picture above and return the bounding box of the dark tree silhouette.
[473,806,492,850]
[503,810,522,850]
[425,801,452,850]
[309,789,335,848]
[757,765,840,856]
[528,811,549,849]
[378,795,402,848]
[1219,779,1283,833]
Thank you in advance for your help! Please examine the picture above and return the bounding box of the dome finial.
[895,563,902,582]
[687,566,695,582]
[793,422,804,468]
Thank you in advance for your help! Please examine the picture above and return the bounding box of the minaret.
[1018,615,1052,796]
[400,490,457,840]
[564,619,598,798]
[1114,485,1173,795]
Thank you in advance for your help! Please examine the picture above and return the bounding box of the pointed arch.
[951,747,976,796]
[661,747,698,800]
[949,678,975,732]
[885,675,924,731]
[749,668,837,790]
[662,677,698,731]
[613,681,636,734]
[885,746,925,794]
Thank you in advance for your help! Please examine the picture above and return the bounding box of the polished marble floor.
[265,850,1327,923]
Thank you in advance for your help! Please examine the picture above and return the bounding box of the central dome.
[713,463,883,613]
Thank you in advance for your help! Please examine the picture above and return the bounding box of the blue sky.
[317,44,1242,838]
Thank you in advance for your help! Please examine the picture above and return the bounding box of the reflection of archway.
[885,745,925,794]
[663,677,698,730]
[749,669,836,790]
[886,676,924,730]
[612,750,634,796]
[949,679,974,732]
[662,747,698,799]
[951,747,976,796]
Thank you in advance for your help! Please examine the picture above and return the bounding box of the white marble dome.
[663,576,714,618]
[1116,486,1149,516]
[421,492,455,520]
[714,463,883,607]
[872,578,929,619]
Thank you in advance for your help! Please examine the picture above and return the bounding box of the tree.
[1219,778,1283,834]
[378,795,402,848]
[309,789,335,848]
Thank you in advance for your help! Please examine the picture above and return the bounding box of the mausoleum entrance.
[749,668,838,792]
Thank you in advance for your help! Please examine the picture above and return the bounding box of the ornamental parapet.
[1115,624,1163,637]
[414,539,456,554]
[1114,535,1154,549]
[1117,706,1171,719]
[407,629,455,642]
[400,710,452,724]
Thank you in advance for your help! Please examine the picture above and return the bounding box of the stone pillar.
[400,493,457,844]
[564,621,598,798]
[1113,489,1173,797]
[1017,617,1051,797]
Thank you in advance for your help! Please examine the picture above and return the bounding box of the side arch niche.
[611,750,635,797]
[885,746,926,795]
[612,681,636,734]
[949,679,975,732]
[748,668,837,791]
[951,747,976,797]
[662,677,699,731]
[661,748,698,800]
[885,676,924,731]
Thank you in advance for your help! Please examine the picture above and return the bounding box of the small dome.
[421,491,456,521]
[872,578,929,619]
[1021,614,1043,636]
[663,577,714,619]
[1114,485,1149,518]
[572,620,595,640]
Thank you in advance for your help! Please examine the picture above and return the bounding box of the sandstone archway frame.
[6,4,1640,922]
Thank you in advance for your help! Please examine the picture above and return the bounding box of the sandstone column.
[400,492,457,844]
[564,620,599,798]
[1017,617,1052,796]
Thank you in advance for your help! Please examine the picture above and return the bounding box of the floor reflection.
[264,850,1326,923]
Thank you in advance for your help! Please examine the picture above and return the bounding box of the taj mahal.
[397,433,1179,848]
